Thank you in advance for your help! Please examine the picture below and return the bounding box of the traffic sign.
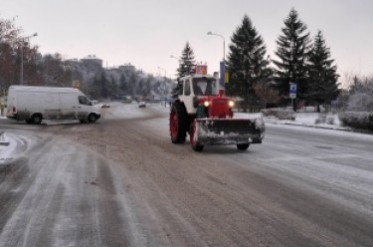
[289,82,297,99]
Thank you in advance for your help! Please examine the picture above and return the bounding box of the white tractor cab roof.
[179,74,220,97]
[174,64,222,98]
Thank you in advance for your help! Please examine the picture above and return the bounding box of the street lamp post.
[157,66,167,107]
[157,66,167,78]
[207,31,225,62]
[170,55,179,61]
[19,33,37,85]
[207,31,226,86]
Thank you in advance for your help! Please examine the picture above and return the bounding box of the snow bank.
[339,111,373,131]
[0,132,18,165]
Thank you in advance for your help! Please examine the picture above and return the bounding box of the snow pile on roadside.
[262,112,348,131]
[0,132,17,165]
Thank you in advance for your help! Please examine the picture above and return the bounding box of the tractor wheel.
[170,102,187,144]
[31,114,43,125]
[190,120,204,152]
[237,143,249,151]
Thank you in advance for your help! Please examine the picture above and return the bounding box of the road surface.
[0,103,372,246]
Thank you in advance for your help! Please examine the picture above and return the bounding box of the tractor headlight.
[204,101,210,107]
[228,100,235,108]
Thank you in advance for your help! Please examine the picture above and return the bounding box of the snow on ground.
[102,102,151,120]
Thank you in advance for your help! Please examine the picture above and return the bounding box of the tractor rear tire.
[170,102,187,144]
[190,120,204,152]
[237,143,249,151]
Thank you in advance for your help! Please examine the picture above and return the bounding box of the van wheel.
[237,143,249,150]
[31,114,43,124]
[87,114,97,123]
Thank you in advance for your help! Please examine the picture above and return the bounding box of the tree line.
[1,10,370,110]
[176,8,340,112]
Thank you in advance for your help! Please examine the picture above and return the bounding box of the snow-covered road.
[0,103,372,246]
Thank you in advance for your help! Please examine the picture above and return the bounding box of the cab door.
[179,78,194,114]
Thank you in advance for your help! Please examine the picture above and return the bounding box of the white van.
[6,85,101,124]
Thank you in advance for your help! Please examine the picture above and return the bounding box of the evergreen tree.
[273,8,311,105]
[308,30,339,111]
[226,15,271,111]
[176,42,196,78]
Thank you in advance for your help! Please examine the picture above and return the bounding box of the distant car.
[101,103,110,108]
[138,101,146,108]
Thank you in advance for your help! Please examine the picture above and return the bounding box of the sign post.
[289,82,297,111]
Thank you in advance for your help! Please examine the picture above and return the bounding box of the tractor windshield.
[192,78,217,96]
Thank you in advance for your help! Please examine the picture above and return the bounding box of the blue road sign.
[289,82,297,99]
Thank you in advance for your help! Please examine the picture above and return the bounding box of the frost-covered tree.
[273,8,311,105]
[307,31,339,111]
[347,76,373,111]
[226,15,271,111]
[119,74,128,93]
[0,16,40,88]
[41,53,72,87]
[176,42,196,78]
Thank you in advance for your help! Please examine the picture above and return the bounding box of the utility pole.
[19,33,38,85]
[207,31,226,87]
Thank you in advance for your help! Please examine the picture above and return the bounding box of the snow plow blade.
[195,118,265,145]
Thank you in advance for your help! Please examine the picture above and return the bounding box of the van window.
[78,96,91,105]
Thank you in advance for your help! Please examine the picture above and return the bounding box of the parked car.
[138,101,146,108]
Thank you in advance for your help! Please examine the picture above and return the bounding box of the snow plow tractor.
[169,69,265,152]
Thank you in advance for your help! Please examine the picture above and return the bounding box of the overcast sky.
[1,0,372,85]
